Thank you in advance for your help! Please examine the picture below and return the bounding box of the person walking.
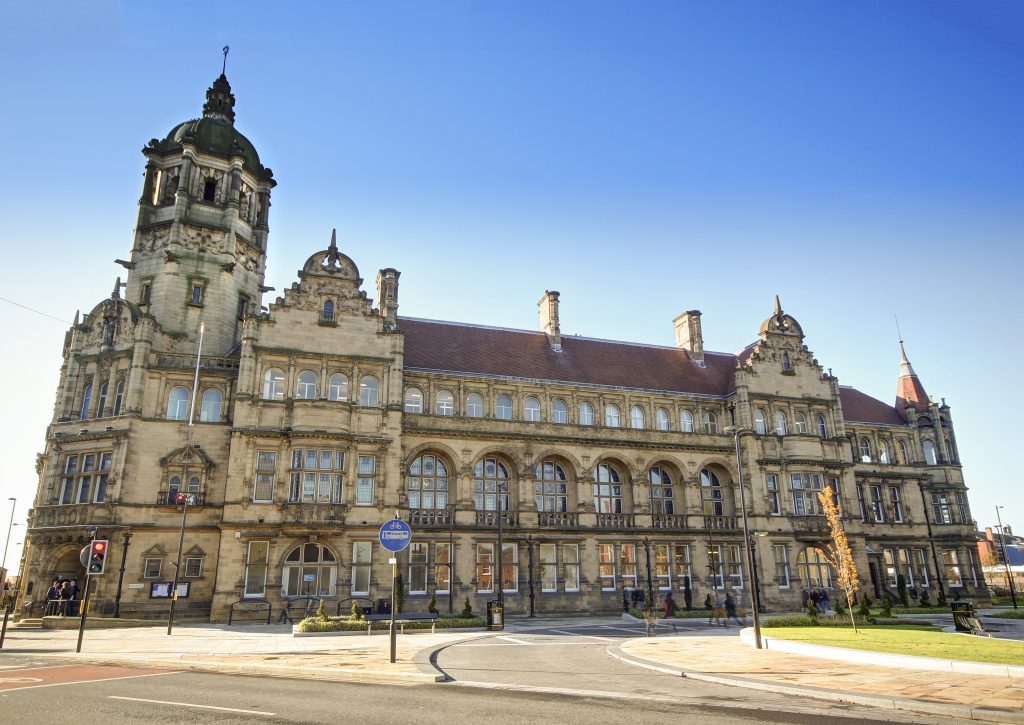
[58,580,71,616]
[725,591,743,626]
[67,578,81,617]
[663,591,678,618]
[710,592,725,627]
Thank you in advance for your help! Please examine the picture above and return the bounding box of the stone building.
[18,73,983,621]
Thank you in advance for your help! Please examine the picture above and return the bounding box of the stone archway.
[48,546,86,585]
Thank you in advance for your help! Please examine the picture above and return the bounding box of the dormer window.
[203,178,217,202]
[782,352,792,372]
[322,300,335,323]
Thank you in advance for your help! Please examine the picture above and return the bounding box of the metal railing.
[156,491,206,506]
[227,598,272,625]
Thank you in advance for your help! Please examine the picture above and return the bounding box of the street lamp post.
[527,535,536,618]
[995,506,1019,609]
[1,498,16,595]
[112,533,132,618]
[166,493,192,635]
[496,484,504,606]
[725,426,763,649]
[643,537,654,605]
[447,504,456,615]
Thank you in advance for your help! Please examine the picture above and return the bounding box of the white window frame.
[144,558,163,579]
[356,455,376,505]
[524,396,541,422]
[244,541,269,598]
[655,408,670,431]
[184,557,203,578]
[359,376,379,407]
[296,370,318,400]
[404,387,423,413]
[435,390,455,416]
[466,393,484,418]
[263,368,285,400]
[552,399,568,424]
[351,541,372,595]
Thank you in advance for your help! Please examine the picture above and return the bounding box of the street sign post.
[379,518,412,663]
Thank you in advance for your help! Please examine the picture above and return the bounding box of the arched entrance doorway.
[50,547,86,583]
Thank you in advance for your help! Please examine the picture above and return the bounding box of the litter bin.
[486,600,504,631]
[951,600,975,633]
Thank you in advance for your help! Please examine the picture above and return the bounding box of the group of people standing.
[706,591,744,627]
[44,578,80,616]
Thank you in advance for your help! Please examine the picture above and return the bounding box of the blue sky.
[1,2,1022,571]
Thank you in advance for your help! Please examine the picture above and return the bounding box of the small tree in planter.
[897,574,909,607]
[859,592,872,618]
[880,594,893,618]
[919,589,931,606]
[428,594,438,614]
[703,593,713,610]
[683,576,693,611]
[461,597,473,618]
[815,485,861,632]
[316,598,328,620]
[350,600,365,621]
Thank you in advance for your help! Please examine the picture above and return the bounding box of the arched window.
[700,468,725,516]
[166,386,190,420]
[593,463,623,513]
[579,402,594,426]
[112,379,125,416]
[466,393,484,418]
[495,395,513,420]
[96,382,109,417]
[797,547,834,588]
[474,457,510,511]
[552,399,568,424]
[296,370,318,400]
[524,396,541,422]
[322,299,335,322]
[435,390,455,416]
[534,460,568,512]
[878,441,889,464]
[859,437,872,462]
[897,440,909,465]
[782,352,792,372]
[774,411,788,436]
[649,466,674,514]
[923,440,937,465]
[630,405,645,429]
[282,543,338,597]
[167,474,182,504]
[408,454,448,509]
[817,414,828,438]
[754,409,767,435]
[404,388,423,414]
[80,383,93,419]
[263,368,285,400]
[200,389,222,422]
[795,412,808,434]
[680,410,694,433]
[703,411,718,434]
[655,408,670,431]
[604,404,620,428]
[359,376,379,406]
[328,373,349,401]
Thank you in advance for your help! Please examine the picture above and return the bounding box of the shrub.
[461,597,473,618]
[897,575,909,607]
[428,594,438,614]
[880,595,893,618]
[858,593,872,618]
[703,593,713,610]
[919,589,930,606]
[316,598,328,620]
[806,600,819,618]
[296,615,486,633]
[835,598,846,616]
[350,600,364,621]
[937,589,947,607]
[683,578,693,611]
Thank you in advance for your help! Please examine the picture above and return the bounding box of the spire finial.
[111,276,125,300]
[222,45,230,76]
[326,228,340,267]
[774,294,782,315]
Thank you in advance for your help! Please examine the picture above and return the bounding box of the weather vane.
[222,45,230,75]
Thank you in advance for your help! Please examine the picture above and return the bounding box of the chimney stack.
[674,310,704,362]
[538,290,561,350]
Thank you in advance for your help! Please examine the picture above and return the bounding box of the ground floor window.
[435,542,451,594]
[244,541,269,597]
[409,542,428,594]
[351,542,371,595]
[883,549,898,587]
[476,543,494,592]
[796,546,832,588]
[538,542,581,592]
[500,543,519,592]
[916,549,930,588]
[941,549,962,587]
[673,544,692,590]
[707,544,742,589]
[283,543,338,597]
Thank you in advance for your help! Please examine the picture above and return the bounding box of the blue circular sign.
[379,518,412,552]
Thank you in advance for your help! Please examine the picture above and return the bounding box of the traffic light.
[88,539,109,575]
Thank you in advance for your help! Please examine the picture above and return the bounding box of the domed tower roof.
[145,73,273,182]
[757,295,804,339]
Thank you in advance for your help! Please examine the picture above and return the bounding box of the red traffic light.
[93,541,106,552]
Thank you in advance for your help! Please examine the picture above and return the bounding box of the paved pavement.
[1,612,1021,722]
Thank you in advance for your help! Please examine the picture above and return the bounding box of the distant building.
[18,73,983,620]
[978,526,1024,594]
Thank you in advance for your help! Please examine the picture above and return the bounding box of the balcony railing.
[279,502,347,524]
[790,516,830,534]
[407,509,452,527]
[537,511,578,528]
[651,514,687,530]
[703,515,739,531]
[475,510,519,527]
[156,491,206,506]
[154,353,239,372]
[596,513,635,529]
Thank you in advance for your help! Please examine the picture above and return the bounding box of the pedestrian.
[710,592,725,627]
[663,592,678,618]
[67,578,80,616]
[58,580,71,616]
[622,586,630,613]
[725,591,743,626]
[45,580,61,616]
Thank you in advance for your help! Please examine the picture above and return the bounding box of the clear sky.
[1,2,1022,573]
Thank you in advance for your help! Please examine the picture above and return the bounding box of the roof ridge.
[400,316,738,357]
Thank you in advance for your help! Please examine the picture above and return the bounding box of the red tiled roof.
[400,318,736,396]
[839,387,907,426]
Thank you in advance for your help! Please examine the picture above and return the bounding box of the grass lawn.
[989,610,1024,620]
[765,625,1024,666]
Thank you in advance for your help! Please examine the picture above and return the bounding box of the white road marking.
[547,629,616,641]
[496,636,533,645]
[452,641,595,647]
[109,696,276,716]
[595,625,649,634]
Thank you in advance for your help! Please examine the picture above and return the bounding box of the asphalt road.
[0,619,968,724]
